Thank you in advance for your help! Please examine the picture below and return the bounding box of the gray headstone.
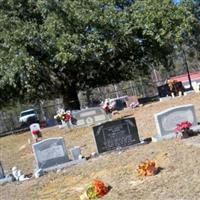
[153,104,198,140]
[0,162,5,179]
[70,146,81,160]
[93,117,140,154]
[32,137,69,171]
[73,107,109,127]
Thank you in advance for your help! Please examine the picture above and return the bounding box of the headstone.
[0,162,5,179]
[73,107,109,127]
[32,137,69,171]
[152,104,200,141]
[125,96,139,108]
[93,117,140,154]
[157,84,170,97]
[175,81,184,96]
[70,146,81,160]
[115,99,126,110]
[46,119,57,127]
[32,137,85,171]
[193,82,200,93]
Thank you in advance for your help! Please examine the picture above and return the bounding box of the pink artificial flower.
[175,121,192,133]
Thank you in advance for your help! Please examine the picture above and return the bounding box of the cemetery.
[0,93,200,200]
[1,1,200,200]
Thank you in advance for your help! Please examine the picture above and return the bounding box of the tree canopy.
[0,0,198,109]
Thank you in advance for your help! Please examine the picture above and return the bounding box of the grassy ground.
[0,93,200,200]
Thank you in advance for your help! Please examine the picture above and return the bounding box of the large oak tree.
[0,0,197,109]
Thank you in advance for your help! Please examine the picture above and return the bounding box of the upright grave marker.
[32,137,85,171]
[93,117,140,154]
[73,107,109,127]
[152,104,200,141]
[32,137,69,171]
[0,162,5,179]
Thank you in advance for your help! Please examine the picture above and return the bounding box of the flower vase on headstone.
[181,129,189,138]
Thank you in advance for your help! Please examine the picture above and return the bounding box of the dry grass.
[0,93,200,200]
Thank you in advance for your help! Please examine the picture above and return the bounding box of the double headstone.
[93,117,140,154]
[32,137,84,171]
[152,104,200,141]
[73,107,109,127]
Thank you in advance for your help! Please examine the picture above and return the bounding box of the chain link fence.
[0,78,166,135]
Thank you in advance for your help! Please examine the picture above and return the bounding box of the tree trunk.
[86,89,92,107]
[62,84,80,110]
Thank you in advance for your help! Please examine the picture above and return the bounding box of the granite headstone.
[73,107,109,127]
[152,104,199,141]
[32,137,69,171]
[93,117,140,154]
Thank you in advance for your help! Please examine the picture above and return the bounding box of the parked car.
[19,109,39,126]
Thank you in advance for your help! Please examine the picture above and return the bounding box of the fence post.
[113,84,119,98]
[129,81,135,96]
[139,77,146,97]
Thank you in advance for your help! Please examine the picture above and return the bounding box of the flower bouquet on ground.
[175,121,197,138]
[136,160,158,176]
[80,179,109,200]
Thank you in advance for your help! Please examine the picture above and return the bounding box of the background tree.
[0,0,197,109]
[0,0,138,109]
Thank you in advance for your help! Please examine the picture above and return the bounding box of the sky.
[173,0,181,4]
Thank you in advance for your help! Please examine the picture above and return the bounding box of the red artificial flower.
[31,130,40,135]
[64,113,71,122]
[93,179,108,197]
[175,121,192,132]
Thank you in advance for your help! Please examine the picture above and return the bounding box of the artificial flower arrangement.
[175,121,197,138]
[54,109,71,122]
[136,160,157,176]
[80,179,109,200]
